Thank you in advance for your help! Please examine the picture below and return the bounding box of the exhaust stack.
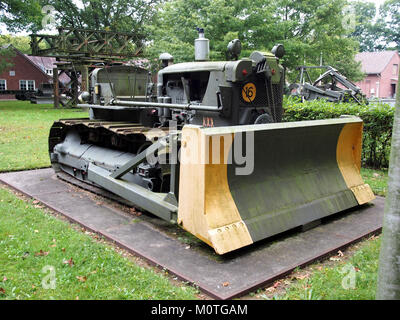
[194,27,209,61]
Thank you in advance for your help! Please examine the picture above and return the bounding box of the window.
[9,71,15,76]
[0,79,6,90]
[19,80,35,91]
[46,69,53,75]
[393,64,398,76]
[19,80,26,90]
[28,80,35,91]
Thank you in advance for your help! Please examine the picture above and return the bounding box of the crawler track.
[48,118,174,193]
[49,118,170,157]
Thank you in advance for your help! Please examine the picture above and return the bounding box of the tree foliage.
[0,0,43,32]
[349,1,384,52]
[379,0,400,50]
[0,35,31,53]
[0,34,31,74]
[0,0,371,81]
[146,0,364,81]
[0,46,15,74]
[347,0,400,52]
[1,0,160,37]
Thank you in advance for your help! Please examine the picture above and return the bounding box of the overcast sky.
[366,0,386,7]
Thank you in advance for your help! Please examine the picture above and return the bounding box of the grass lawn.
[0,187,197,300]
[269,235,381,300]
[254,170,387,300]
[0,101,197,300]
[360,168,388,197]
[0,101,86,171]
[259,169,387,300]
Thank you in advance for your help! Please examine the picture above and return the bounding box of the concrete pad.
[0,168,384,299]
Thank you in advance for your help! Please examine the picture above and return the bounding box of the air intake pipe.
[194,27,209,61]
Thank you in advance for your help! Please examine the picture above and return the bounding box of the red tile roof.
[355,51,398,74]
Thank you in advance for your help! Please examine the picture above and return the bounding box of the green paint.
[228,122,359,242]
[265,54,283,84]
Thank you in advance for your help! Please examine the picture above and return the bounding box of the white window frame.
[0,79,6,90]
[19,80,36,91]
[393,64,398,76]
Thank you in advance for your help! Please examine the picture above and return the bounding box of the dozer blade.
[178,117,375,254]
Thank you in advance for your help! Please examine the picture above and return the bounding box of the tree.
[379,0,400,50]
[349,1,386,52]
[1,0,366,81]
[146,0,364,81]
[1,1,162,71]
[0,0,43,32]
[267,0,364,81]
[1,0,161,39]
[0,0,162,59]
[376,70,400,300]
[0,34,31,74]
[0,46,14,74]
[146,0,250,63]
[0,35,32,53]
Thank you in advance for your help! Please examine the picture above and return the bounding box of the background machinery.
[30,27,142,108]
[48,30,374,254]
[289,65,368,104]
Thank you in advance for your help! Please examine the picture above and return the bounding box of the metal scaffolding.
[30,27,143,108]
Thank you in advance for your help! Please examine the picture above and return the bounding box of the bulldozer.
[48,29,375,254]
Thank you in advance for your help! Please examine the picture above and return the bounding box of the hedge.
[282,97,394,169]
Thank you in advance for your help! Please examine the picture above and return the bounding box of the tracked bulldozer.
[49,30,374,254]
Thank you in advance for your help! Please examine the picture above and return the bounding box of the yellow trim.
[178,126,253,255]
[336,122,375,204]
[204,135,253,254]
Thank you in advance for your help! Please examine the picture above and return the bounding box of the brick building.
[0,45,68,100]
[355,51,399,99]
